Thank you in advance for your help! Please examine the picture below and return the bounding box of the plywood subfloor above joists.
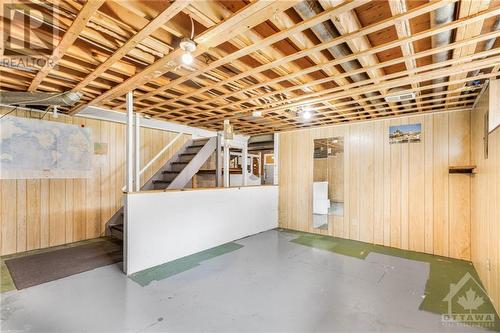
[1,0,500,134]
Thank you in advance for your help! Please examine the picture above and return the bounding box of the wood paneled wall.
[279,111,472,260]
[471,85,500,314]
[0,109,190,256]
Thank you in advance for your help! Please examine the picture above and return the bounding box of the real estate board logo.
[2,1,57,69]
[441,272,496,328]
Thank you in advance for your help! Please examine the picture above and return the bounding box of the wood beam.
[28,0,105,92]
[446,0,492,102]
[196,51,500,124]
[140,0,462,114]
[180,26,500,120]
[70,0,299,114]
[71,0,190,93]
[388,0,423,112]
[121,0,369,107]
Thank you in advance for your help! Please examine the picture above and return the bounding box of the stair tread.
[110,224,123,231]
[153,180,171,184]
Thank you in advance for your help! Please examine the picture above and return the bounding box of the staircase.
[107,137,217,239]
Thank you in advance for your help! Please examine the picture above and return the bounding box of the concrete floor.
[0,230,490,332]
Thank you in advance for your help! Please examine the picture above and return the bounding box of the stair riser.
[153,183,169,190]
[171,164,187,172]
[178,155,195,163]
[109,227,123,240]
[163,173,178,181]
[184,146,203,154]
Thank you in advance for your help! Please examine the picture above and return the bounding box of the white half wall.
[125,186,278,275]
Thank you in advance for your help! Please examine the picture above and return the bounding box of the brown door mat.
[5,237,123,290]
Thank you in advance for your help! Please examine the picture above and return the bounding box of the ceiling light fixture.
[302,110,312,120]
[252,110,263,117]
[180,16,197,66]
[301,106,313,120]
[181,51,194,65]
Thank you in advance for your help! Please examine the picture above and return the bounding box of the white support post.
[134,113,141,192]
[258,152,262,179]
[223,141,230,188]
[215,132,223,187]
[126,92,134,192]
[242,144,248,186]
[273,133,279,185]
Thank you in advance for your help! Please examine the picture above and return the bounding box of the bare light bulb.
[252,111,263,117]
[302,110,312,120]
[181,52,193,65]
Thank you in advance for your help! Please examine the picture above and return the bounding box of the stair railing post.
[126,91,134,193]
[134,113,141,192]
[242,144,248,186]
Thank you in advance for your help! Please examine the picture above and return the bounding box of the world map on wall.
[0,116,92,179]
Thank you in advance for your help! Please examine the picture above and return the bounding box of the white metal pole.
[216,132,223,187]
[273,133,279,185]
[259,152,262,180]
[126,91,134,192]
[242,144,248,186]
[223,141,230,188]
[134,113,141,192]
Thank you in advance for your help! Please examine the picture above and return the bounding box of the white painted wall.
[125,186,278,274]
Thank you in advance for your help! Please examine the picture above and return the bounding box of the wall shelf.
[448,165,477,174]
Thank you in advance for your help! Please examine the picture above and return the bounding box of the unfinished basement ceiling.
[1,0,500,134]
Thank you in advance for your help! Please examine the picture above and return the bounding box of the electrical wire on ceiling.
[189,15,195,40]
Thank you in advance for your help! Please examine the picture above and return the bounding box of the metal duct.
[430,3,456,95]
[468,16,500,83]
[293,1,384,110]
[0,91,82,106]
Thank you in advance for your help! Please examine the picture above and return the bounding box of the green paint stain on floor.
[284,229,500,332]
[129,242,244,287]
[1,261,16,293]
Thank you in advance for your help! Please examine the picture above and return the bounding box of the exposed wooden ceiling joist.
[1,0,499,134]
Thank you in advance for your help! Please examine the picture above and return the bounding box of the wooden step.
[188,144,206,148]
[152,180,171,184]
[193,138,209,143]
[109,224,123,240]
[152,179,171,190]
[110,224,123,232]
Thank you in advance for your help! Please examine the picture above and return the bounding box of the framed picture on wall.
[389,123,422,144]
